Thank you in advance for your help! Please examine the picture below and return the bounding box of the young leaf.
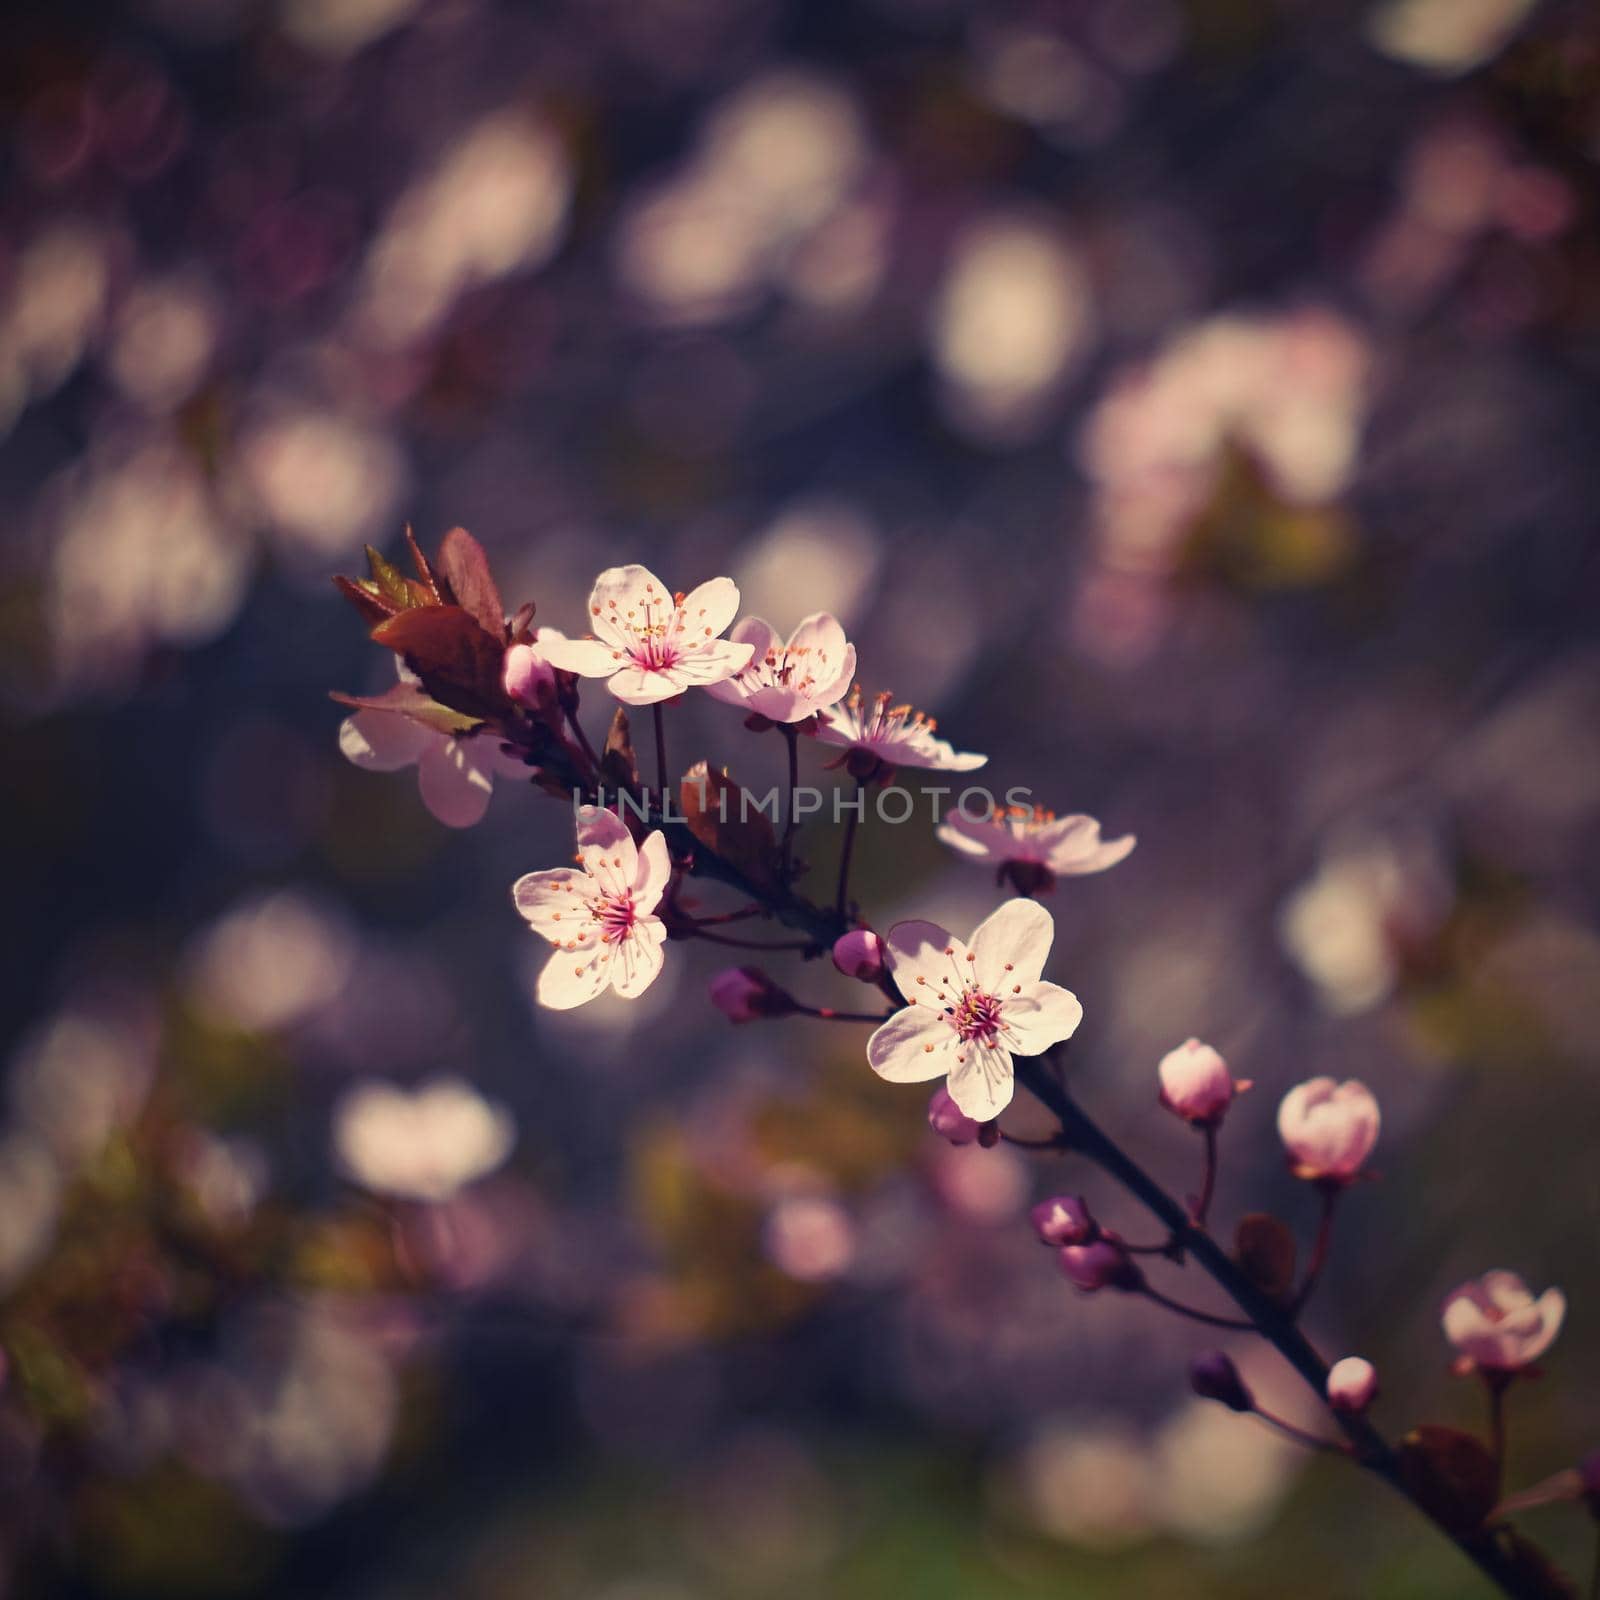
[372,605,510,720]
[1234,1213,1297,1302]
[330,684,482,737]
[1399,1426,1500,1536]
[600,708,639,791]
[365,544,415,611]
[404,524,443,604]
[333,574,397,628]
[680,761,781,891]
[436,527,506,638]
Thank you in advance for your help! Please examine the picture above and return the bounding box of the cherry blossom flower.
[511,805,671,1008]
[1158,1038,1247,1127]
[708,966,794,1022]
[814,685,986,776]
[866,899,1082,1120]
[535,564,754,706]
[1276,1077,1380,1183]
[339,662,527,828]
[937,806,1135,889]
[1441,1271,1566,1373]
[333,1077,515,1202]
[704,612,856,721]
[1326,1357,1378,1412]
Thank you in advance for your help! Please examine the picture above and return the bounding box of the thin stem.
[836,780,863,917]
[791,1002,890,1024]
[999,1131,1068,1151]
[1251,1406,1350,1456]
[1291,1185,1340,1316]
[683,907,764,926]
[690,927,816,952]
[1008,1054,1555,1600]
[564,706,600,774]
[1194,1123,1218,1227]
[652,702,669,808]
[1487,1372,1511,1496]
[1140,1283,1257,1332]
[780,724,800,881]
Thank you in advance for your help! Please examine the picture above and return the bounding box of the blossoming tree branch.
[334,529,1589,1600]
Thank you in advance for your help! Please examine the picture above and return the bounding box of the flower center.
[951,987,1005,1043]
[630,632,681,672]
[595,893,638,943]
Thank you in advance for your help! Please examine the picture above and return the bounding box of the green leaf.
[330,685,482,736]
[1234,1213,1297,1302]
[365,544,415,611]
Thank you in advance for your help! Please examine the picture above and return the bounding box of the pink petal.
[935,810,1004,862]
[866,1006,955,1082]
[611,919,667,998]
[536,943,615,1009]
[511,868,597,943]
[969,898,1054,990]
[701,616,778,706]
[946,1039,1015,1120]
[1003,981,1083,1054]
[418,739,494,828]
[536,635,624,678]
[339,709,434,773]
[576,805,638,894]
[632,831,672,912]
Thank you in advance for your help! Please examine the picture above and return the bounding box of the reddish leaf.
[1234,1213,1297,1302]
[600,708,639,792]
[1399,1426,1500,1536]
[404,524,443,603]
[680,761,780,891]
[333,574,395,628]
[372,605,509,721]
[436,527,506,638]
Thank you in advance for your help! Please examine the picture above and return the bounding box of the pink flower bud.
[927,1085,982,1145]
[502,640,558,708]
[708,967,794,1023]
[1276,1077,1379,1183]
[1030,1194,1096,1246]
[1190,1350,1254,1412]
[1158,1038,1237,1126]
[1441,1270,1565,1373]
[1058,1239,1142,1293]
[832,928,884,981]
[1326,1356,1378,1412]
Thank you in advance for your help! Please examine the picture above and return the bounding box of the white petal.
[339,709,433,773]
[537,943,615,1009]
[866,1006,956,1082]
[418,739,494,828]
[946,1039,1015,1120]
[935,810,1005,862]
[511,868,597,944]
[536,635,624,678]
[677,575,740,641]
[606,664,684,706]
[610,918,667,998]
[702,616,778,706]
[969,898,1055,990]
[576,805,638,895]
[588,564,671,649]
[632,831,672,912]
[667,638,757,687]
[883,919,970,1009]
[1003,981,1083,1054]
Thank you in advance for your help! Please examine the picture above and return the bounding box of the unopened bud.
[1058,1239,1142,1293]
[927,1086,981,1145]
[1030,1194,1096,1247]
[1158,1038,1240,1127]
[1325,1356,1378,1413]
[832,929,884,982]
[1190,1351,1254,1412]
[708,967,795,1023]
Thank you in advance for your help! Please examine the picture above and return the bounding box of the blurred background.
[2,0,1598,1594]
